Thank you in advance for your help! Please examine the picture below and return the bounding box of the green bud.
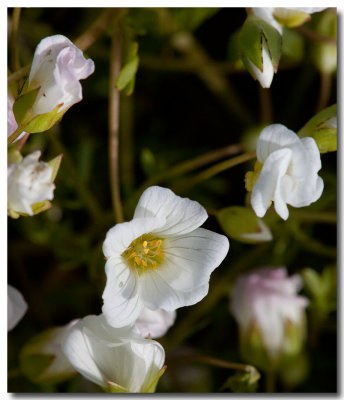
[298,104,337,153]
[278,351,309,389]
[217,206,272,244]
[221,367,260,393]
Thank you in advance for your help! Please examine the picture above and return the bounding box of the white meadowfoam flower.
[250,124,324,220]
[247,42,274,88]
[28,34,95,116]
[8,285,28,331]
[102,186,229,328]
[231,266,308,358]
[251,7,327,35]
[8,92,26,142]
[61,314,165,393]
[135,308,176,339]
[8,151,55,216]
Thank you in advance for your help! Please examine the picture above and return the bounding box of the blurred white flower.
[251,7,327,35]
[250,124,323,220]
[135,308,176,339]
[246,42,274,88]
[8,92,26,142]
[8,285,28,331]
[231,266,309,358]
[8,150,55,216]
[20,321,78,383]
[61,314,165,393]
[28,34,95,116]
[102,186,229,328]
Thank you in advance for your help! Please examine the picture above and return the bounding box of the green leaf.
[48,154,63,182]
[24,103,66,133]
[217,206,272,244]
[221,367,260,393]
[298,104,337,153]
[13,86,41,126]
[143,365,167,393]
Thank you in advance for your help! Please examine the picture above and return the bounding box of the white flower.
[246,42,274,88]
[231,266,309,358]
[20,321,77,383]
[8,151,55,216]
[251,7,327,35]
[135,308,176,339]
[102,186,229,328]
[250,124,324,220]
[61,314,165,393]
[8,92,26,142]
[8,285,28,331]
[28,34,95,116]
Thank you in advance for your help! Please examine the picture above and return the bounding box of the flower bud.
[12,35,95,137]
[230,267,309,370]
[8,285,28,331]
[20,321,78,384]
[8,151,56,218]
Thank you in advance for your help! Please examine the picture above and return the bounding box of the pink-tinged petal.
[134,186,208,236]
[102,258,143,328]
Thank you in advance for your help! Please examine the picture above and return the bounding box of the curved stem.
[316,72,332,113]
[297,26,337,46]
[108,18,124,223]
[10,8,21,72]
[136,143,243,197]
[174,151,256,193]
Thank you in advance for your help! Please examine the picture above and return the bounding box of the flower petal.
[247,43,274,89]
[8,285,28,331]
[251,7,283,34]
[103,217,166,259]
[134,186,208,236]
[102,257,143,328]
[251,148,292,219]
[256,124,300,163]
[135,308,176,339]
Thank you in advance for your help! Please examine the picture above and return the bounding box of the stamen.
[143,241,147,248]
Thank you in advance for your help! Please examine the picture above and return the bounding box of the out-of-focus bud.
[20,321,78,384]
[298,104,337,153]
[230,267,309,371]
[8,285,28,331]
[239,16,282,88]
[9,35,95,144]
[217,206,272,244]
[7,151,62,218]
[311,10,337,74]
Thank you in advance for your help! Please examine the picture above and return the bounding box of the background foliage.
[8,7,336,393]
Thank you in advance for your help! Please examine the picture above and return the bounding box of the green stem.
[316,72,332,113]
[290,209,336,224]
[174,151,256,193]
[136,143,242,197]
[74,8,122,52]
[7,126,25,146]
[10,8,21,73]
[108,17,124,223]
[49,132,104,223]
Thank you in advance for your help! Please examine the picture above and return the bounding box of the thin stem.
[297,26,337,46]
[316,72,332,113]
[168,354,256,374]
[136,144,243,197]
[49,132,104,223]
[10,8,21,72]
[74,8,121,52]
[7,126,25,146]
[290,209,336,224]
[108,18,124,223]
[174,151,256,193]
[265,371,276,393]
[259,86,273,124]
[15,132,30,151]
[8,64,31,84]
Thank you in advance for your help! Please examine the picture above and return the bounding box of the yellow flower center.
[245,161,263,192]
[122,234,165,273]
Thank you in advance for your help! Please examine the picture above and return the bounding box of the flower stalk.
[10,8,21,73]
[109,18,124,223]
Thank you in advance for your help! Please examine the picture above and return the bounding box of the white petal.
[102,258,143,328]
[8,285,28,331]
[251,7,283,34]
[256,124,300,163]
[135,308,176,339]
[300,137,322,173]
[134,186,208,236]
[240,219,273,242]
[102,217,166,259]
[251,148,292,219]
